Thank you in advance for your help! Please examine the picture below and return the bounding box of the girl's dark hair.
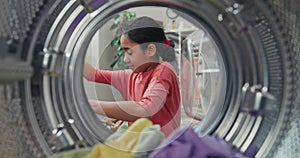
[118,16,176,62]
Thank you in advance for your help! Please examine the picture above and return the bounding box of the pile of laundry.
[51,118,249,158]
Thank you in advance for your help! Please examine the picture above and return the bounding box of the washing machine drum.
[0,0,299,158]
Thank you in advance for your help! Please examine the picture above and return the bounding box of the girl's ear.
[146,44,157,57]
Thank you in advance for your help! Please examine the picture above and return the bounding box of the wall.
[83,21,123,101]
[129,6,195,30]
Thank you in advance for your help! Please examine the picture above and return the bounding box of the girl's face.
[120,34,156,72]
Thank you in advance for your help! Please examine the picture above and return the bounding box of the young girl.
[84,16,181,136]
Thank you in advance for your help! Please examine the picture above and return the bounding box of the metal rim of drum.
[21,0,298,157]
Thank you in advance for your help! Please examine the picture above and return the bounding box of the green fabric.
[50,147,91,158]
[104,118,153,152]
[49,118,165,158]
[133,125,165,158]
[84,143,132,158]
[84,118,153,158]
[104,122,129,143]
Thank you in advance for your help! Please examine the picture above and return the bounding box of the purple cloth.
[149,126,249,158]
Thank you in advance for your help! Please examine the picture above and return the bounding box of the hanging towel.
[149,126,249,158]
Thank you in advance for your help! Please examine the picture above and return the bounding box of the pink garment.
[86,62,181,136]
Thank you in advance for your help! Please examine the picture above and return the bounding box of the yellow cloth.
[85,143,132,158]
[84,118,153,158]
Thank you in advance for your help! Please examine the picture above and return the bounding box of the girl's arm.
[89,100,150,122]
[83,62,95,80]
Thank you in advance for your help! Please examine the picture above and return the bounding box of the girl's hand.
[101,118,123,132]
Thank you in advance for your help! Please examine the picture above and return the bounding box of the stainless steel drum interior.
[0,0,299,158]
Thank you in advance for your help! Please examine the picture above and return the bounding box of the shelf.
[165,28,197,33]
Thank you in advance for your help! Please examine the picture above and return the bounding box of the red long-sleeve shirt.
[86,62,181,136]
